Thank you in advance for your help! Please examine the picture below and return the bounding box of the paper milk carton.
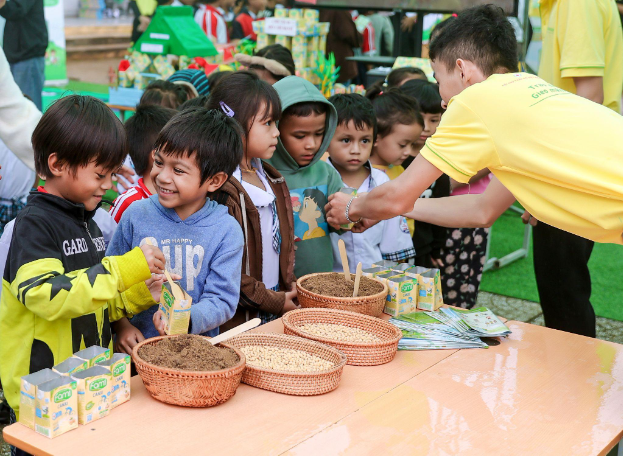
[361,267,390,279]
[371,260,398,269]
[274,7,288,18]
[74,346,111,367]
[53,357,88,376]
[72,366,112,425]
[391,263,415,274]
[303,8,319,22]
[97,353,131,409]
[19,369,61,429]
[385,276,418,317]
[34,377,78,438]
[159,280,193,335]
[406,267,443,311]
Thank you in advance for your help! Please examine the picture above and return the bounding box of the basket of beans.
[282,308,403,366]
[132,334,246,407]
[296,273,388,317]
[227,333,347,396]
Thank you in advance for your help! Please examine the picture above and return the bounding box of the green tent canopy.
[133,6,218,57]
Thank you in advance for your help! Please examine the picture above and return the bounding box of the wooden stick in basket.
[337,239,351,282]
[145,238,184,301]
[353,262,362,297]
[209,318,261,345]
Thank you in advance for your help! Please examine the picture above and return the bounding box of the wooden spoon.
[337,239,351,282]
[209,318,261,345]
[353,262,363,297]
[145,238,184,300]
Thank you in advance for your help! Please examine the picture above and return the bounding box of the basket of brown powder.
[282,308,403,366]
[227,333,347,396]
[132,334,246,407]
[296,273,388,317]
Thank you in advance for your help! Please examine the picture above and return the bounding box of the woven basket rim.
[297,272,388,302]
[132,335,246,377]
[229,332,347,377]
[282,308,403,347]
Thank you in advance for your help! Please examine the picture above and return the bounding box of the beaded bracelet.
[345,195,362,224]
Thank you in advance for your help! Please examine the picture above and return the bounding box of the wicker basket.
[132,335,246,407]
[227,333,347,396]
[297,272,388,317]
[282,308,402,366]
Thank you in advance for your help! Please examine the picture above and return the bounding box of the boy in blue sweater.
[107,108,244,346]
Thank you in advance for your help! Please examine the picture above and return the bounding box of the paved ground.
[1,292,621,454]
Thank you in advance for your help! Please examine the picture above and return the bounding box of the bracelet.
[345,196,362,224]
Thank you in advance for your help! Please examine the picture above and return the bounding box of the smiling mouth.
[158,187,176,195]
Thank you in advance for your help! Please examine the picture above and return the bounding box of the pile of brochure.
[390,306,512,350]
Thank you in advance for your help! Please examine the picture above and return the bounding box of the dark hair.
[139,80,188,109]
[253,44,296,80]
[33,95,126,178]
[178,94,210,110]
[370,89,424,137]
[207,70,281,139]
[124,105,177,176]
[399,79,444,114]
[283,101,328,119]
[429,4,518,75]
[153,107,243,184]
[206,71,231,91]
[430,15,457,42]
[328,93,377,141]
[364,67,426,99]
[302,188,327,218]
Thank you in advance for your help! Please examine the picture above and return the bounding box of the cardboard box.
[19,369,61,430]
[274,7,288,18]
[53,357,88,376]
[275,35,292,49]
[385,276,418,317]
[288,8,302,19]
[256,33,275,49]
[405,267,442,311]
[319,35,327,54]
[35,377,78,438]
[303,8,319,22]
[307,35,319,53]
[74,346,111,368]
[97,354,131,409]
[72,366,112,425]
[159,281,193,335]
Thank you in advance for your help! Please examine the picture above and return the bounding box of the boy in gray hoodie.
[266,76,342,278]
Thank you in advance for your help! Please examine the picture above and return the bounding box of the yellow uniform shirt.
[420,73,623,245]
[372,163,415,235]
[539,0,623,112]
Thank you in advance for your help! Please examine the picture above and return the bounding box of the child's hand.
[282,284,300,315]
[114,318,145,355]
[521,210,538,227]
[145,273,182,302]
[152,310,167,336]
[140,244,165,274]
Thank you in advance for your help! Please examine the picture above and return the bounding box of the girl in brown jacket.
[207,71,298,330]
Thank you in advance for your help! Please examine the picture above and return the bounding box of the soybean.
[298,323,381,343]
[240,346,333,372]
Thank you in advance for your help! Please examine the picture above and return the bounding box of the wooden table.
[4,319,622,455]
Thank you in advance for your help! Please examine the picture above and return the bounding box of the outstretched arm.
[403,176,516,228]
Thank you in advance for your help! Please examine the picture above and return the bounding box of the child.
[110,105,178,223]
[326,94,414,271]
[139,80,188,109]
[195,0,235,44]
[235,44,295,85]
[207,71,297,327]
[107,107,244,346]
[364,67,427,98]
[0,95,165,421]
[168,69,211,98]
[400,79,451,269]
[231,0,267,41]
[266,76,342,277]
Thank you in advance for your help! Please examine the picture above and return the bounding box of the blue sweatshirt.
[107,195,244,337]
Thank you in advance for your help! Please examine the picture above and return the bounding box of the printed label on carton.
[72,366,112,425]
[385,276,417,316]
[159,281,193,335]
[19,369,61,430]
[97,354,131,408]
[34,377,78,438]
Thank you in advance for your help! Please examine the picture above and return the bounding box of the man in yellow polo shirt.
[324,6,623,319]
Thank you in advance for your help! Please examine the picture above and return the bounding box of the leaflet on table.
[448,307,511,336]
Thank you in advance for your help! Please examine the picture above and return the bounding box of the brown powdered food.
[302,274,384,298]
[138,334,240,371]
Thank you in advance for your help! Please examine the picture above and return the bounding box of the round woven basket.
[282,308,402,366]
[296,272,388,317]
[227,333,347,396]
[132,335,246,407]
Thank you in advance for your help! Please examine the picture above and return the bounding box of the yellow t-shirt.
[372,163,415,235]
[420,73,623,245]
[538,0,623,113]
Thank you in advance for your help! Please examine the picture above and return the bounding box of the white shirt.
[0,139,35,201]
[93,208,118,247]
[0,48,42,171]
[328,161,414,273]
[0,218,15,300]
[233,159,279,289]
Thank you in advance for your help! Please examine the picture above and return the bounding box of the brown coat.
[211,163,296,331]
[319,9,361,83]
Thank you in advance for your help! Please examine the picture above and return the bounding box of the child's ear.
[204,172,229,192]
[47,153,65,177]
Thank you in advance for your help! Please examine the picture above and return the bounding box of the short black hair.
[206,70,281,139]
[253,44,296,80]
[124,104,177,175]
[430,15,457,42]
[370,89,424,137]
[328,93,377,141]
[206,70,231,91]
[429,4,518,75]
[178,94,210,110]
[283,101,328,119]
[33,95,126,178]
[153,107,243,184]
[139,80,188,109]
[399,79,444,114]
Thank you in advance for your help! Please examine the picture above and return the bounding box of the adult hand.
[325,192,353,229]
[521,210,538,227]
[113,318,145,354]
[350,218,381,233]
[401,15,417,32]
[282,286,300,315]
[112,165,136,193]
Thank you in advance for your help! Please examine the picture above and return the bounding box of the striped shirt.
[194,4,229,44]
[110,178,152,223]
